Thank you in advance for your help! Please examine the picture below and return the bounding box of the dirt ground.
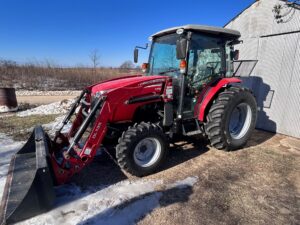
[17,95,76,105]
[72,130,300,225]
[1,110,298,224]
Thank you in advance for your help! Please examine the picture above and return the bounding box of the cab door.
[182,34,224,119]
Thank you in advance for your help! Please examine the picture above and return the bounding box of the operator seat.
[192,50,221,89]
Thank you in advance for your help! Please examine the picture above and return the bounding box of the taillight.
[165,80,173,101]
[179,59,187,74]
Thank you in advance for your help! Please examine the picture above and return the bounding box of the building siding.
[225,0,300,138]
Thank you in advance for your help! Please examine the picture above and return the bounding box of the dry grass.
[0,114,58,140]
[138,132,300,225]
[0,62,139,90]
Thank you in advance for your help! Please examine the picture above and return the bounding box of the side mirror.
[230,49,239,60]
[134,48,139,63]
[176,38,187,59]
[134,44,148,63]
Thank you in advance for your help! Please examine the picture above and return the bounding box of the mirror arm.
[228,39,243,46]
[134,44,149,63]
[135,43,149,50]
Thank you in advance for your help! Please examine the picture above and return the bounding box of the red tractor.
[0,25,257,224]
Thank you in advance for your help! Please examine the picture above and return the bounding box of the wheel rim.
[229,103,252,140]
[133,137,162,167]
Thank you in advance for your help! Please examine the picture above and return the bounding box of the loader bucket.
[0,126,55,225]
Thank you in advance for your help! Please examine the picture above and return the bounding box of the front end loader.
[0,25,257,224]
[0,127,54,224]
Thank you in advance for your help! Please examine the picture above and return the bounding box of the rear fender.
[197,78,241,122]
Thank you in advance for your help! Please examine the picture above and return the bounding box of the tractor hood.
[90,75,168,94]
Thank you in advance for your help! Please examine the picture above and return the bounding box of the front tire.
[205,86,257,151]
[116,122,169,176]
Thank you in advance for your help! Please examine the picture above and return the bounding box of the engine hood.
[90,75,168,94]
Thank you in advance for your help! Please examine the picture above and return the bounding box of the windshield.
[148,33,181,77]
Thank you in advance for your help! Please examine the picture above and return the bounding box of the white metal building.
[225,0,300,138]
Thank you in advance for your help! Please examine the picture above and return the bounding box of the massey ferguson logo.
[139,79,165,86]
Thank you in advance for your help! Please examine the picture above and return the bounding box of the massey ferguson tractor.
[0,25,257,224]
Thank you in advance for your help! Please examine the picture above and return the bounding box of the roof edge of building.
[223,1,258,28]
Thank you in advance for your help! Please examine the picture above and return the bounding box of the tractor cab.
[135,25,241,119]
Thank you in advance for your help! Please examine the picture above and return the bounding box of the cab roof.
[151,24,241,39]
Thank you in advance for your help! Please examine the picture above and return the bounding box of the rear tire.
[116,122,169,176]
[205,86,257,151]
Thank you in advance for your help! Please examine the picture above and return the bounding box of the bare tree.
[120,60,134,69]
[273,0,300,23]
[89,49,100,70]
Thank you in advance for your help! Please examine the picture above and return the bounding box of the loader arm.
[0,92,110,224]
[51,95,110,184]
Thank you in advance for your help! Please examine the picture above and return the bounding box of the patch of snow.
[18,176,198,225]
[0,105,18,113]
[18,180,163,225]
[84,192,162,225]
[0,134,23,201]
[17,99,75,117]
[166,176,198,189]
[42,116,72,136]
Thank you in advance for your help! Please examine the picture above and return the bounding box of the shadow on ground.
[53,129,275,212]
[78,183,193,225]
[54,135,208,209]
[161,135,209,171]
[244,129,276,148]
[73,135,210,188]
[52,153,128,208]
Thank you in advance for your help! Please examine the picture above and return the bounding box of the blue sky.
[0,0,253,67]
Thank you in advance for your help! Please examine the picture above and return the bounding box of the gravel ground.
[16,90,81,96]
[15,90,80,105]
[16,95,76,105]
